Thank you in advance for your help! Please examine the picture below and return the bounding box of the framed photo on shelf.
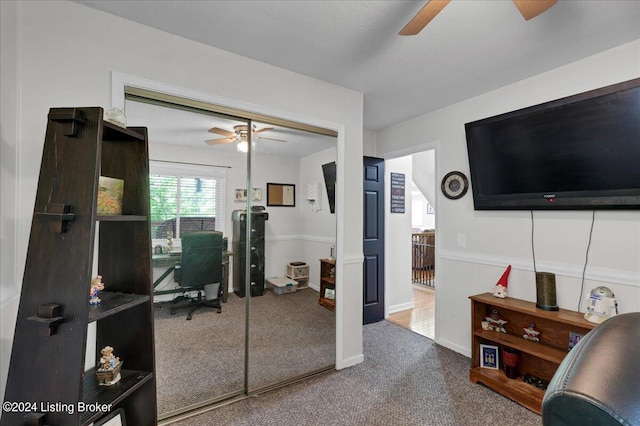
[480,344,499,369]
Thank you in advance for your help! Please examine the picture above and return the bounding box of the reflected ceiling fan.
[205,124,287,152]
[399,0,557,35]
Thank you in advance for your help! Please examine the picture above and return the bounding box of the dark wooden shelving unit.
[469,292,595,414]
[2,107,157,426]
[319,258,336,312]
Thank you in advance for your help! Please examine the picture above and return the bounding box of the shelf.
[319,258,336,313]
[470,367,544,414]
[81,368,153,425]
[97,215,147,222]
[469,293,596,415]
[2,107,156,426]
[470,293,594,330]
[88,292,150,322]
[473,329,568,364]
[319,297,335,312]
[102,121,146,142]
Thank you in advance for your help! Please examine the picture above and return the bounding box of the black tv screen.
[322,161,336,214]
[465,78,640,210]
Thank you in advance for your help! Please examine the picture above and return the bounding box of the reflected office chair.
[170,231,223,320]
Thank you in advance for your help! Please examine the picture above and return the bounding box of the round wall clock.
[441,171,469,200]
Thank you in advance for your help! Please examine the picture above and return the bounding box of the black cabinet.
[232,209,269,297]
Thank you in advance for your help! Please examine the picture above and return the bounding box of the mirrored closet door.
[246,124,337,392]
[124,90,336,420]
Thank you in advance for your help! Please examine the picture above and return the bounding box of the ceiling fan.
[205,124,287,152]
[399,0,557,36]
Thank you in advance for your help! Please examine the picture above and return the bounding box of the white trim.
[438,338,471,358]
[388,301,415,315]
[111,72,341,134]
[342,253,364,265]
[336,353,364,370]
[150,160,228,178]
[439,249,640,287]
[264,235,335,244]
[110,71,354,371]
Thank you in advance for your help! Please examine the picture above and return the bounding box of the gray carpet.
[154,288,335,415]
[171,321,542,425]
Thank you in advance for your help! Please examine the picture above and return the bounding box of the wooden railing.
[412,231,435,287]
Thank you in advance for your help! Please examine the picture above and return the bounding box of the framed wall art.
[267,183,295,207]
[480,344,499,369]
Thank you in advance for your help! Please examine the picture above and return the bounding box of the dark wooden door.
[363,156,385,324]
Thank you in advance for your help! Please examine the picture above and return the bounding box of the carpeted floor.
[154,287,335,415]
[170,320,542,425]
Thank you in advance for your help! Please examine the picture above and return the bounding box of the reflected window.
[150,161,226,242]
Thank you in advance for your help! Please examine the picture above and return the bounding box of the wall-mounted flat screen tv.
[322,161,336,214]
[465,78,640,210]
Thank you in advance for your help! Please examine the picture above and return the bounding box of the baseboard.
[437,338,471,358]
[388,301,414,314]
[337,353,364,370]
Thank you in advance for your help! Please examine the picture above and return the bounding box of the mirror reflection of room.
[125,98,337,418]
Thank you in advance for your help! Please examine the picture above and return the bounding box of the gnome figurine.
[493,265,512,298]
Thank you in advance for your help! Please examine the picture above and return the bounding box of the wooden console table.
[469,292,595,414]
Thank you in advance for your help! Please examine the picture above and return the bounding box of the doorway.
[386,149,436,340]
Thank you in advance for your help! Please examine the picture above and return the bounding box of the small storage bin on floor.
[266,277,298,295]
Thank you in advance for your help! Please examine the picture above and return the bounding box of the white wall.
[412,192,435,230]
[147,142,304,295]
[363,130,377,157]
[377,40,640,356]
[0,0,364,402]
[0,0,21,406]
[385,156,414,314]
[299,147,338,289]
[412,150,436,209]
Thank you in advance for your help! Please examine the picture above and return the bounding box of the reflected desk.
[152,250,233,303]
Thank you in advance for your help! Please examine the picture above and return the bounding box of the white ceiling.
[124,99,337,157]
[80,0,640,132]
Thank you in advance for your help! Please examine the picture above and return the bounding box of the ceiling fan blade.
[512,0,557,20]
[208,127,235,137]
[257,136,287,143]
[205,137,234,145]
[399,0,451,36]
[254,127,275,134]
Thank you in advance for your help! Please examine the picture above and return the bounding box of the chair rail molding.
[438,249,639,287]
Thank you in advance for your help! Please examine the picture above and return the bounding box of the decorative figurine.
[485,308,508,333]
[493,264,512,298]
[96,346,122,386]
[523,322,541,342]
[89,275,105,306]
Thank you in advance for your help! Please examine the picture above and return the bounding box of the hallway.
[387,286,435,340]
